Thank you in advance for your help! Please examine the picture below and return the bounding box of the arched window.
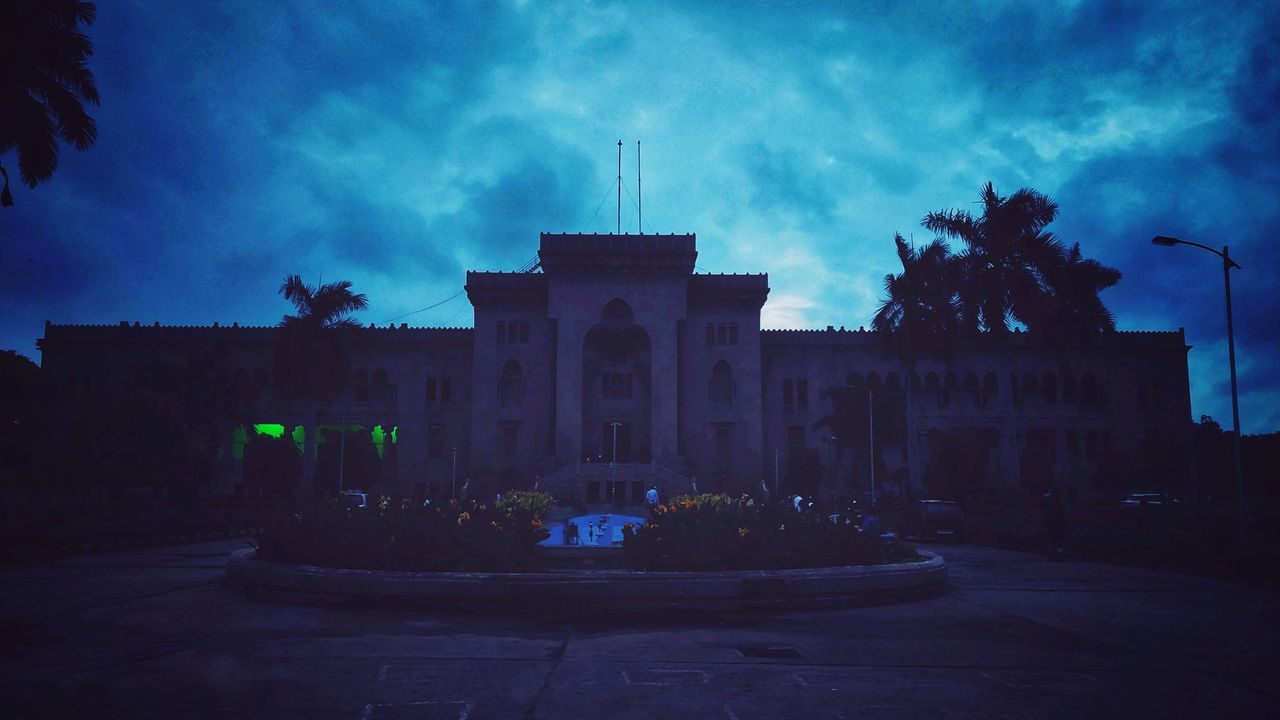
[1062,373,1077,404]
[866,372,882,392]
[233,368,252,406]
[1022,373,1038,400]
[963,372,980,406]
[885,372,902,391]
[373,368,389,387]
[982,372,999,406]
[1042,374,1058,405]
[943,372,959,408]
[1081,372,1100,408]
[710,360,735,402]
[845,371,863,390]
[354,369,369,403]
[924,372,940,406]
[601,298,635,325]
[499,359,524,405]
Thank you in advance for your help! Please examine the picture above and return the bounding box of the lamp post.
[821,435,837,502]
[610,420,622,503]
[451,446,457,499]
[868,388,876,505]
[1151,235,1245,548]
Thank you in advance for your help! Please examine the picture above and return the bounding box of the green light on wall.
[232,425,247,460]
[253,423,285,438]
[292,425,304,452]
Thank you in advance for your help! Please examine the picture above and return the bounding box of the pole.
[616,139,622,234]
[610,421,620,503]
[869,389,876,504]
[451,446,457,499]
[774,449,779,499]
[637,140,642,234]
[1223,245,1246,549]
[338,411,346,492]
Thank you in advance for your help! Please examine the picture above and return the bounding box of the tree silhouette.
[0,1,100,205]
[272,275,368,500]
[923,182,1064,335]
[872,233,960,356]
[1039,242,1122,341]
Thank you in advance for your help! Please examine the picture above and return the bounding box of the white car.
[340,490,369,509]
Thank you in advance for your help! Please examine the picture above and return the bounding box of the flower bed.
[254,493,552,572]
[623,494,920,571]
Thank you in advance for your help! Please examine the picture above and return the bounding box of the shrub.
[622,493,920,571]
[495,490,554,518]
[254,496,550,572]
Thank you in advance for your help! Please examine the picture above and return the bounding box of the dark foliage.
[622,494,920,571]
[0,1,99,193]
[255,496,552,572]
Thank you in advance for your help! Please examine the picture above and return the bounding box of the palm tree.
[923,182,1064,335]
[0,1,100,203]
[273,275,368,500]
[1039,242,1122,342]
[872,233,960,356]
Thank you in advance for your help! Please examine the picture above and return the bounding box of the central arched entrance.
[581,298,652,464]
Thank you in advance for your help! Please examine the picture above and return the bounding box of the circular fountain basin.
[539,513,646,547]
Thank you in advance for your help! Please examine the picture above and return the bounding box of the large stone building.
[38,232,1195,504]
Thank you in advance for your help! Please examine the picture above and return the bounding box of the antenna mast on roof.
[616,139,622,234]
[637,140,642,235]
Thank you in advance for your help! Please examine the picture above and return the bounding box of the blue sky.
[2,0,1277,432]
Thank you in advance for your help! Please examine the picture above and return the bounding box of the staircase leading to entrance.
[537,462,695,504]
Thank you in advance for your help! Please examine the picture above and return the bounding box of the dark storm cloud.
[1,0,1277,430]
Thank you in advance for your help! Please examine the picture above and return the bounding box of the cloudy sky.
[2,0,1277,432]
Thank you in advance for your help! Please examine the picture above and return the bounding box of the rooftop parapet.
[689,272,770,309]
[538,232,697,276]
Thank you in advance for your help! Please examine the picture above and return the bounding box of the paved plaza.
[2,540,1276,719]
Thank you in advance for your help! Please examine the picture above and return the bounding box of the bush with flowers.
[254,495,551,572]
[622,493,920,571]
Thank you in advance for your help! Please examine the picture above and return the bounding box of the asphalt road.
[1,539,1276,719]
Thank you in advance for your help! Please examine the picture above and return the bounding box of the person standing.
[645,486,659,506]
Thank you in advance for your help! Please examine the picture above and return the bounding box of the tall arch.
[582,299,652,463]
[710,360,735,402]
[500,359,524,406]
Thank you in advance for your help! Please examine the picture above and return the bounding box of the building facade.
[38,232,1195,504]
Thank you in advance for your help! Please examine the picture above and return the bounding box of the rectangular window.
[426,377,437,402]
[441,377,452,403]
[716,325,727,345]
[797,379,808,409]
[496,322,506,344]
[519,322,529,344]
[428,424,444,458]
[503,424,518,458]
[783,379,794,409]
[729,324,738,345]
[507,322,518,344]
[787,425,805,454]
[706,324,715,345]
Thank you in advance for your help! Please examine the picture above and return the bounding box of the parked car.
[1120,492,1179,507]
[909,500,964,542]
[340,490,369,509]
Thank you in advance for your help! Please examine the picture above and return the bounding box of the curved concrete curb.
[226,549,947,612]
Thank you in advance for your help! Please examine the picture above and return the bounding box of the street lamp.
[610,420,622,504]
[821,435,837,502]
[1151,235,1246,548]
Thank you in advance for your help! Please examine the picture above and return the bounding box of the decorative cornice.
[537,232,697,276]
